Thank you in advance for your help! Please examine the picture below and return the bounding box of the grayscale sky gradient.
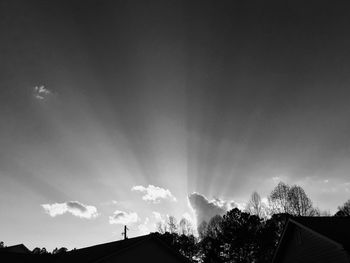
[1,0,350,250]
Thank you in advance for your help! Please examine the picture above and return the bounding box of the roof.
[272,217,350,262]
[0,244,30,254]
[291,217,350,251]
[57,233,191,263]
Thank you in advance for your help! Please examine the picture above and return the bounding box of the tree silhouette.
[269,182,291,214]
[269,182,314,216]
[335,199,350,216]
[197,221,208,240]
[206,215,223,239]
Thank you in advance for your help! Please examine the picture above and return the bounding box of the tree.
[269,182,291,214]
[206,215,223,239]
[179,217,193,236]
[258,213,290,262]
[220,208,263,263]
[287,185,313,216]
[245,191,267,218]
[0,241,4,248]
[167,216,178,234]
[156,221,167,234]
[269,182,314,216]
[335,199,350,216]
[32,247,41,254]
[197,221,208,240]
[177,234,198,261]
[52,247,68,254]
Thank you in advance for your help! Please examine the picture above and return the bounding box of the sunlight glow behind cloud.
[41,201,98,219]
[131,184,177,203]
[188,193,238,226]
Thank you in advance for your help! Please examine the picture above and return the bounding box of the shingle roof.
[292,217,350,251]
[57,233,191,263]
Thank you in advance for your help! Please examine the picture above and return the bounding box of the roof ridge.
[92,235,153,263]
[289,219,344,249]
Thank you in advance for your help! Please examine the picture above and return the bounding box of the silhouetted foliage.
[32,247,41,254]
[335,199,350,216]
[197,221,208,240]
[52,247,68,254]
[194,208,289,263]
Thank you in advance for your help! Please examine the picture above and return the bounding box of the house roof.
[272,217,350,263]
[57,233,191,263]
[292,217,350,251]
[0,244,30,254]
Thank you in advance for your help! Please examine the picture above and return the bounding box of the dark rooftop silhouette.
[292,217,350,252]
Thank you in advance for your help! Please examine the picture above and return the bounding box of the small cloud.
[109,210,138,225]
[324,179,329,183]
[138,217,150,235]
[33,85,52,100]
[41,201,98,219]
[131,185,177,203]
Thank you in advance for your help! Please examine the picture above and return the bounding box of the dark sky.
[1,0,350,249]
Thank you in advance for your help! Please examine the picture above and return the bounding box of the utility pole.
[121,225,129,240]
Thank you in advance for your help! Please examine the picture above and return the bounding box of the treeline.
[0,241,69,255]
[155,181,350,263]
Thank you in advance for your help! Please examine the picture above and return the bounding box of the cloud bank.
[109,210,139,225]
[131,184,177,203]
[41,201,98,219]
[188,193,237,226]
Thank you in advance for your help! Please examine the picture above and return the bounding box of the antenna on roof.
[121,225,129,240]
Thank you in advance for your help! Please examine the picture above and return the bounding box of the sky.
[1,0,350,250]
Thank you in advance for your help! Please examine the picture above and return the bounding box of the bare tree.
[245,191,266,218]
[179,217,193,236]
[269,182,314,216]
[269,182,291,214]
[335,199,350,216]
[287,185,313,216]
[167,216,178,234]
[156,221,167,234]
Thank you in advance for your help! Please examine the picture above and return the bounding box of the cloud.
[131,184,177,203]
[188,192,238,226]
[138,217,150,235]
[33,85,52,100]
[109,210,139,225]
[41,201,98,219]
